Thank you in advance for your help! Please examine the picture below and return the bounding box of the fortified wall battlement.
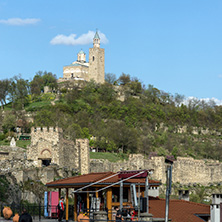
[30,127,62,146]
[90,154,222,185]
[0,127,90,204]
[27,127,89,175]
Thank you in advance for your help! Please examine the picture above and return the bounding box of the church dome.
[78,49,85,55]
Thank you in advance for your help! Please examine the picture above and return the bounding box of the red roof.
[46,171,160,187]
[149,197,210,222]
[46,172,210,222]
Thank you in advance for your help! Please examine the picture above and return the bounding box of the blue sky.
[0,0,222,103]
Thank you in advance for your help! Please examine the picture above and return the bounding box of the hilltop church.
[58,31,105,84]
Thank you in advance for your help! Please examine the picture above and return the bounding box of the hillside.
[1,73,222,161]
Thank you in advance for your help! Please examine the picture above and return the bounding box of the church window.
[93,56,95,61]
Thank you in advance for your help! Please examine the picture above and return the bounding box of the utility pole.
[120,179,123,210]
[145,176,149,213]
[138,183,141,221]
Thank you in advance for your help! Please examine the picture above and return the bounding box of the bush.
[0,133,6,141]
[0,176,9,201]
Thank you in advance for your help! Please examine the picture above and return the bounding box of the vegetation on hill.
[1,71,222,160]
[90,152,128,162]
[0,176,9,202]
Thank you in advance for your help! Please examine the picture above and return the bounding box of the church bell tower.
[88,31,105,83]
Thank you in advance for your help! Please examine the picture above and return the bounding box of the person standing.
[58,196,65,222]
[114,206,122,222]
[19,209,32,222]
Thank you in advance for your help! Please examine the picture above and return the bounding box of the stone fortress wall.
[1,125,222,204]
[27,127,89,175]
[1,141,222,188]
[156,123,222,136]
[90,154,222,185]
[0,126,90,203]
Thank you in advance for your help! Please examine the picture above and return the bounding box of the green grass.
[16,140,31,148]
[90,152,128,162]
[0,140,10,146]
[25,100,51,111]
[0,93,56,112]
[0,102,13,111]
[25,93,57,111]
[0,140,30,148]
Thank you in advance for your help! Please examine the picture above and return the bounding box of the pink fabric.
[49,191,59,214]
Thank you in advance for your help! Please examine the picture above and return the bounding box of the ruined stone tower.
[88,31,105,84]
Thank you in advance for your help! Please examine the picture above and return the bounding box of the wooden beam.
[74,193,77,221]
[107,188,112,221]
[112,202,131,206]
[66,188,69,222]
[47,184,148,189]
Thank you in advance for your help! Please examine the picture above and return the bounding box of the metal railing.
[0,204,167,221]
[0,203,45,220]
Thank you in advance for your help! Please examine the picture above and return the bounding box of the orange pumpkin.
[3,207,13,219]
[83,215,90,222]
[77,213,84,222]
[13,213,20,222]
[3,207,8,216]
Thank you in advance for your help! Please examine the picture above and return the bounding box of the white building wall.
[210,205,220,222]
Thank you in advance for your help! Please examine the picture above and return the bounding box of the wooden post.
[74,193,77,222]
[107,188,112,221]
[59,188,61,200]
[87,189,90,214]
[141,190,144,197]
[96,188,99,198]
[66,188,69,222]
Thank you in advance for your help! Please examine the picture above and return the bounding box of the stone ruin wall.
[2,123,222,203]
[0,127,90,182]
[90,154,222,185]
[76,139,90,175]
[0,126,90,203]
[26,127,89,174]
[156,122,222,136]
[27,127,62,167]
[171,157,222,185]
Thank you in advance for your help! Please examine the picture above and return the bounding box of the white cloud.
[0,18,41,26]
[50,30,108,45]
[182,96,222,106]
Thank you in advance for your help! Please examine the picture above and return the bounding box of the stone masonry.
[58,31,105,84]
[90,154,222,186]
[27,127,89,174]
[0,127,90,203]
[76,139,90,175]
